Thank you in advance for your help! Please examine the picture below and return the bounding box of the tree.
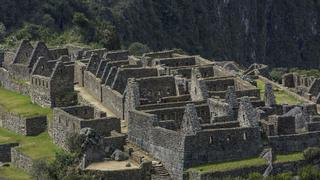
[128,42,151,56]
[0,22,6,42]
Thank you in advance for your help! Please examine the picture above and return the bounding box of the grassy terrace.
[256,80,303,105]
[187,152,304,173]
[0,87,59,160]
[0,165,33,180]
[0,128,60,160]
[0,87,52,118]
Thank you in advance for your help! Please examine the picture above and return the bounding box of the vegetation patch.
[0,164,33,180]
[0,87,52,118]
[187,152,304,173]
[0,128,60,160]
[256,80,302,105]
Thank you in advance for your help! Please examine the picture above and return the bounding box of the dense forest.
[0,0,320,68]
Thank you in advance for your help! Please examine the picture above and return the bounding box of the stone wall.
[111,68,158,94]
[52,106,121,149]
[11,148,33,172]
[101,85,124,118]
[183,127,262,168]
[74,61,87,86]
[0,107,47,136]
[0,68,30,96]
[84,161,152,180]
[269,131,320,153]
[185,160,305,180]
[128,110,185,179]
[103,131,126,151]
[152,57,196,67]
[0,143,18,162]
[137,76,177,103]
[84,71,102,101]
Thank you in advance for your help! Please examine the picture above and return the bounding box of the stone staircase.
[151,161,171,180]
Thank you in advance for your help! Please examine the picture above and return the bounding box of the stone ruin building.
[0,40,77,107]
[0,40,320,180]
[282,73,320,104]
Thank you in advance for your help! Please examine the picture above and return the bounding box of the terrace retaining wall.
[11,148,33,172]
[0,143,19,162]
[185,160,306,180]
[0,107,47,136]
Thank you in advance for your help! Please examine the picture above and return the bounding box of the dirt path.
[75,85,129,132]
[75,85,116,117]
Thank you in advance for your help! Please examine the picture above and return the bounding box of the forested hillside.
[1,0,320,68]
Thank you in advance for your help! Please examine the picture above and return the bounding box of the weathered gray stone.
[181,104,201,135]
[264,83,276,106]
[238,96,259,128]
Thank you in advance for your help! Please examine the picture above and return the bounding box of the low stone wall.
[84,161,152,180]
[268,131,320,153]
[185,160,306,180]
[103,132,126,151]
[0,143,19,162]
[11,148,33,172]
[0,67,30,96]
[0,107,47,136]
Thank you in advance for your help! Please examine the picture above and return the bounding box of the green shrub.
[298,165,320,180]
[66,132,83,154]
[128,42,151,56]
[270,68,288,84]
[31,159,54,180]
[0,22,6,42]
[303,147,320,164]
[247,172,262,180]
[15,23,52,41]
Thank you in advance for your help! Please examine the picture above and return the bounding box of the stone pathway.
[75,85,128,133]
[75,85,116,117]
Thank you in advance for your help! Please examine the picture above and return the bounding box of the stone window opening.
[166,88,171,95]
[160,114,165,120]
[41,65,44,70]
[46,82,48,88]
[58,117,61,124]
[243,132,247,140]
[194,88,197,95]
[66,120,69,127]
[226,135,231,142]
[209,136,213,144]
[176,62,179,66]
[42,80,45,87]
[72,123,75,130]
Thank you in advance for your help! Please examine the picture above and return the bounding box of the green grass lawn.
[0,165,33,180]
[0,87,52,118]
[256,80,303,105]
[187,152,304,173]
[0,128,60,160]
